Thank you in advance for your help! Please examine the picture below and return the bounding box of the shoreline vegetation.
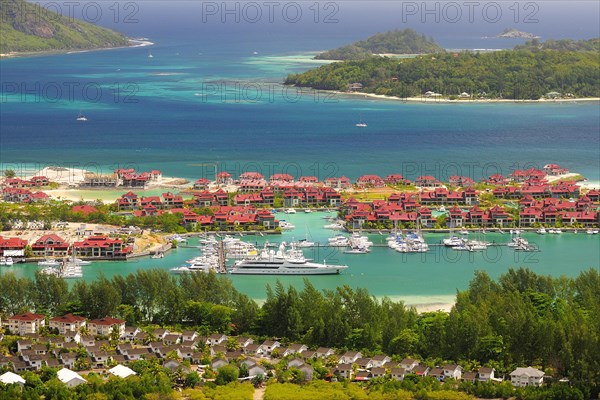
[286,49,600,101]
[0,38,153,59]
[0,268,598,399]
[0,0,136,58]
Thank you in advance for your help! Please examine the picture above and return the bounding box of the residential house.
[510,367,544,387]
[259,340,281,354]
[354,370,371,381]
[429,367,445,381]
[339,351,361,364]
[211,358,229,370]
[282,344,307,357]
[316,347,335,358]
[334,363,353,380]
[8,313,46,336]
[371,355,391,368]
[242,363,264,378]
[463,371,478,383]
[73,236,132,258]
[400,358,419,372]
[57,368,87,387]
[0,371,26,386]
[443,364,462,380]
[412,365,430,376]
[31,234,70,257]
[207,333,227,346]
[297,363,314,381]
[49,314,86,335]
[371,367,386,379]
[0,236,28,258]
[88,317,126,337]
[478,367,496,382]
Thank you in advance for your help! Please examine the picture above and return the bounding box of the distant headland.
[0,0,133,57]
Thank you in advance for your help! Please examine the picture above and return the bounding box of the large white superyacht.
[229,242,348,275]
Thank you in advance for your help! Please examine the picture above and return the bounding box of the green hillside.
[288,49,600,99]
[0,0,129,53]
[515,38,600,52]
[315,29,444,60]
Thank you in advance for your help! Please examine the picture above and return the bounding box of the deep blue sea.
[1,2,599,303]
[1,1,599,182]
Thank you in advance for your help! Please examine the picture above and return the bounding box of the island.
[0,0,131,56]
[286,38,600,101]
[496,28,540,39]
[314,28,443,60]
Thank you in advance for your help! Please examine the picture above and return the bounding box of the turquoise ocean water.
[3,212,599,304]
[1,4,599,302]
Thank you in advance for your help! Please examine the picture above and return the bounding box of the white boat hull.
[230,260,346,275]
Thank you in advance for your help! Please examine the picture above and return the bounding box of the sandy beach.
[21,166,190,203]
[413,303,454,313]
[332,90,600,104]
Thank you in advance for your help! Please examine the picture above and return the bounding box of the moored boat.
[230,243,347,275]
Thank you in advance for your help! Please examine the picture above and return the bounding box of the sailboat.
[76,111,87,121]
[356,117,367,128]
[148,50,154,58]
[355,113,367,127]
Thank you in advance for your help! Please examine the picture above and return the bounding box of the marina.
[4,211,596,306]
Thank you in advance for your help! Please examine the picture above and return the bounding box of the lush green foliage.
[0,201,125,230]
[515,38,600,52]
[1,0,129,53]
[1,268,599,396]
[288,50,600,99]
[0,367,253,400]
[315,29,443,60]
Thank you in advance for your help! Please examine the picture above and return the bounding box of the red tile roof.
[49,313,86,323]
[89,316,125,326]
[10,312,45,321]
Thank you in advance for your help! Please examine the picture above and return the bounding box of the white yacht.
[466,240,489,251]
[304,209,312,213]
[324,221,345,230]
[284,208,296,214]
[536,227,547,235]
[5,257,13,266]
[38,258,60,267]
[443,236,464,247]
[0,257,6,266]
[344,247,369,254]
[230,243,347,275]
[296,239,316,248]
[76,111,87,121]
[279,221,295,230]
[459,229,469,235]
[328,234,349,247]
[349,232,373,248]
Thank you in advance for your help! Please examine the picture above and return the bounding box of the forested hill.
[314,29,443,60]
[515,38,600,52]
[287,50,600,99]
[0,0,129,53]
